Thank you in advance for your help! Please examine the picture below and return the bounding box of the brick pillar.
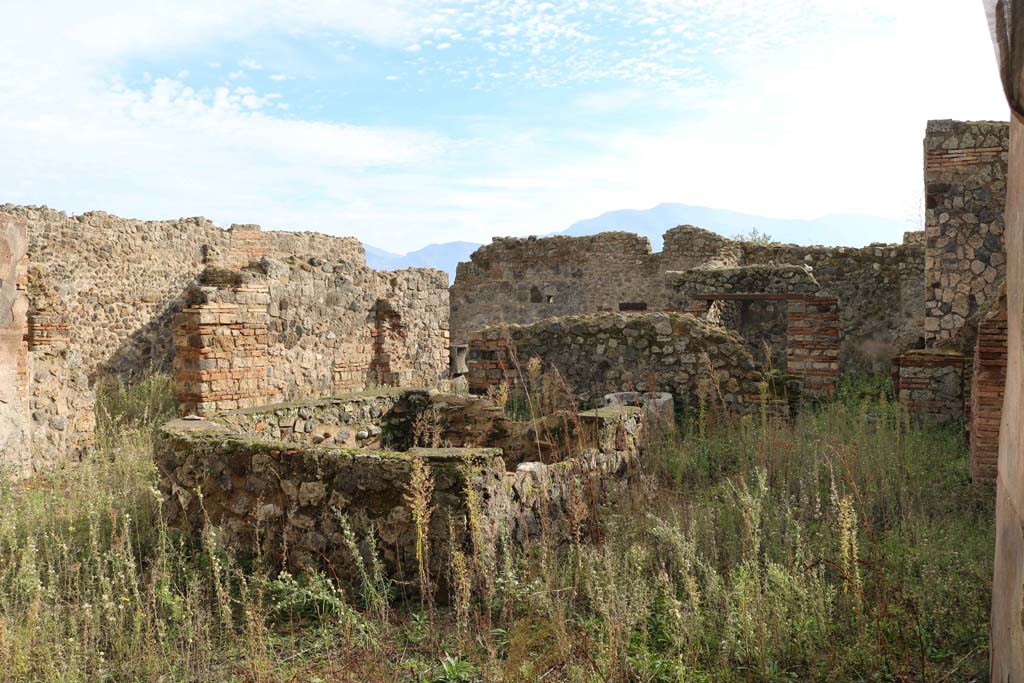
[896,350,965,424]
[224,224,268,269]
[466,332,513,395]
[786,297,840,400]
[173,280,278,416]
[970,292,1008,485]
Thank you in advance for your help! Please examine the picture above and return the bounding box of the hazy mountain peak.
[365,203,920,277]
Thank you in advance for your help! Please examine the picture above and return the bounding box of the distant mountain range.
[364,203,920,279]
[363,241,480,278]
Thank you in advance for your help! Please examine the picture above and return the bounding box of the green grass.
[0,374,993,682]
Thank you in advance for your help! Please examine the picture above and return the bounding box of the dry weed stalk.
[405,458,436,625]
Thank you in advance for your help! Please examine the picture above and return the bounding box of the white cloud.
[444,0,1008,239]
[0,0,1012,250]
[239,58,263,70]
[0,0,453,243]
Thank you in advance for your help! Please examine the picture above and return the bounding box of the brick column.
[786,297,840,400]
[466,333,513,395]
[224,224,268,269]
[970,294,1008,484]
[174,280,278,416]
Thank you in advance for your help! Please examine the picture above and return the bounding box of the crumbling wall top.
[668,264,823,300]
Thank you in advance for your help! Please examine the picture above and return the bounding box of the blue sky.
[0,0,1010,251]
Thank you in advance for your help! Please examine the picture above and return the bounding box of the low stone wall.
[970,287,1007,485]
[156,390,644,591]
[213,389,617,471]
[174,257,450,416]
[216,389,414,448]
[895,350,965,425]
[466,312,764,412]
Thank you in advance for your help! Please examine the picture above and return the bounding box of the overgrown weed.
[0,372,993,682]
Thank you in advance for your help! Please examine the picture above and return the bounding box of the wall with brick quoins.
[2,205,366,381]
[666,266,840,399]
[452,226,924,375]
[174,256,450,417]
[669,264,828,372]
[0,205,445,475]
[894,121,1010,436]
[923,120,1009,349]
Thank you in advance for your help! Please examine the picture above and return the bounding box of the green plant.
[432,653,478,683]
[0,371,992,682]
[731,227,776,245]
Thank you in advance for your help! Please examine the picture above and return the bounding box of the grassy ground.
[0,375,993,682]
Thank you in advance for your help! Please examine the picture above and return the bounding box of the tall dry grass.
[0,372,994,682]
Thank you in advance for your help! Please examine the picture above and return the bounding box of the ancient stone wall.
[3,205,366,381]
[667,266,840,399]
[739,242,924,374]
[0,205,437,476]
[895,121,1010,429]
[174,256,449,416]
[0,213,95,476]
[452,227,923,375]
[451,228,729,347]
[466,312,764,412]
[156,390,644,591]
[923,120,1008,348]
